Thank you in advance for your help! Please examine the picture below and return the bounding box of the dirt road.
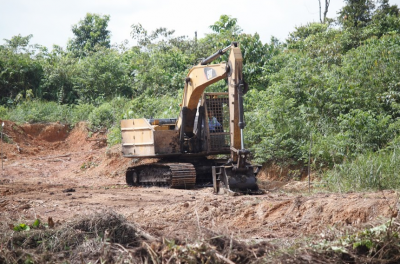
[0,121,398,243]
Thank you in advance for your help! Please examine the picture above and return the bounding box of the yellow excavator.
[121,42,259,193]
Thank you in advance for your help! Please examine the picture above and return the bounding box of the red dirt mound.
[22,123,69,142]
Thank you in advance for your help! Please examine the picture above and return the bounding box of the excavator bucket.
[212,166,259,194]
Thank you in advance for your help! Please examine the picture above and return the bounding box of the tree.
[39,46,78,104]
[0,35,43,104]
[209,15,242,34]
[2,34,33,53]
[338,0,375,29]
[67,13,111,57]
[131,24,177,47]
[72,47,133,104]
[368,0,400,37]
[318,0,331,23]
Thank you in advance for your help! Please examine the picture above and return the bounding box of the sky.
[1,0,400,50]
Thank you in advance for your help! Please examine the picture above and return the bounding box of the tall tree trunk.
[319,0,322,23]
[323,0,331,23]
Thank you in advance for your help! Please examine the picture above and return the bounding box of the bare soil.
[0,121,398,245]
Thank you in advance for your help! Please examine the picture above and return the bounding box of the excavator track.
[126,162,196,189]
[168,163,197,188]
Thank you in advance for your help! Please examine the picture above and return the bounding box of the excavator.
[121,42,259,193]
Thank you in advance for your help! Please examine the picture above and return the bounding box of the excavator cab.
[204,93,230,152]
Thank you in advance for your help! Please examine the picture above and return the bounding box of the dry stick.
[308,130,312,193]
[215,252,236,264]
[37,154,71,160]
[47,158,71,162]
[250,248,258,259]
[194,203,202,238]
[112,243,130,253]
[86,138,107,142]
[228,232,233,260]
[126,223,157,242]
[144,242,159,264]
[166,254,176,264]
[1,123,4,173]
[79,253,85,264]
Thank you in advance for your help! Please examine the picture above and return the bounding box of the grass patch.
[323,144,400,192]
[6,100,71,124]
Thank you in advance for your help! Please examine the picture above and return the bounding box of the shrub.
[6,100,70,123]
[323,144,400,192]
[68,103,95,125]
[0,105,8,120]
[107,125,121,146]
[88,103,114,130]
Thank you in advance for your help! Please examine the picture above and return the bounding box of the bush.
[68,103,95,125]
[0,105,8,120]
[107,125,121,146]
[122,94,180,120]
[88,103,114,130]
[6,100,70,123]
[323,144,400,192]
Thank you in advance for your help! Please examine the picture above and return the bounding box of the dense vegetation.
[1,0,400,191]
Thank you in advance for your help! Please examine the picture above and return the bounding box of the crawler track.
[126,162,196,189]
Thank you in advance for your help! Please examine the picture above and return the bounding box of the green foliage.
[129,24,205,97]
[5,101,99,126]
[107,125,121,146]
[67,13,111,57]
[366,0,400,38]
[122,94,180,120]
[2,34,33,53]
[72,47,133,104]
[128,45,192,97]
[312,220,400,262]
[209,15,242,34]
[324,143,400,192]
[39,46,78,104]
[337,110,392,153]
[88,103,114,130]
[13,223,30,232]
[202,15,281,92]
[32,219,40,228]
[69,103,95,125]
[6,100,70,123]
[247,23,400,171]
[287,23,330,46]
[338,0,376,29]
[335,0,400,50]
[0,105,8,119]
[131,24,177,47]
[0,36,43,105]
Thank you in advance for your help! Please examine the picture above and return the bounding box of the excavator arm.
[177,42,259,193]
[177,42,247,165]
